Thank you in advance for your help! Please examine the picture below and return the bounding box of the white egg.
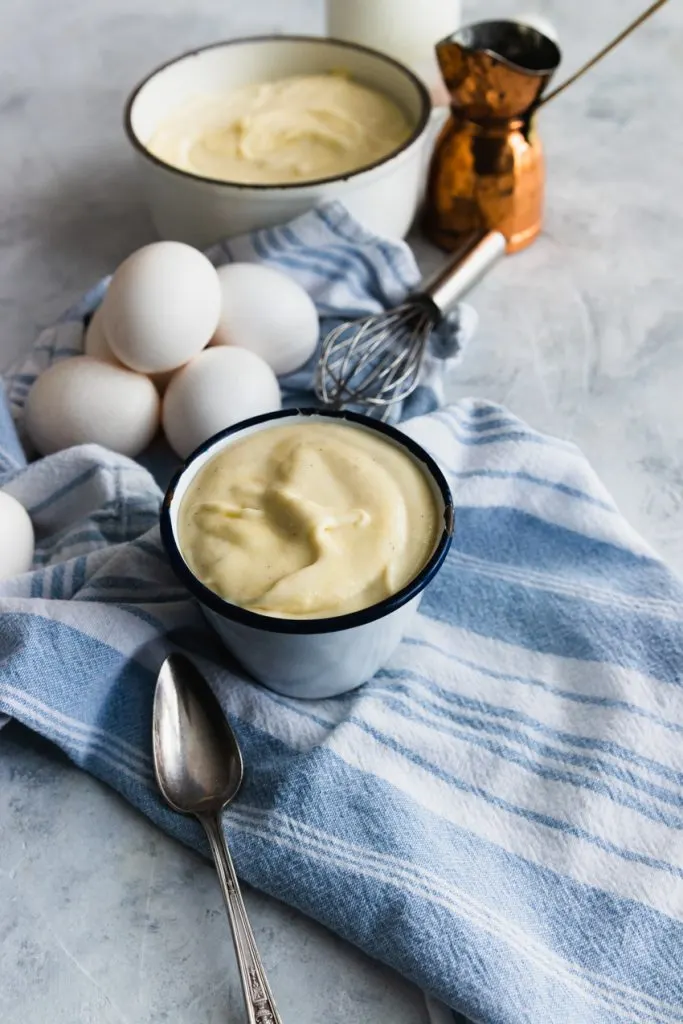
[162,346,281,458]
[85,307,176,392]
[84,306,120,365]
[25,356,161,458]
[212,263,318,376]
[0,490,34,581]
[102,241,221,374]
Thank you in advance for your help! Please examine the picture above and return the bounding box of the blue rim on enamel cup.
[160,408,454,699]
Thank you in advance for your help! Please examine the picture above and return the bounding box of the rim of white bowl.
[123,34,432,192]
[160,407,454,636]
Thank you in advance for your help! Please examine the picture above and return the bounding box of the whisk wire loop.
[314,230,507,414]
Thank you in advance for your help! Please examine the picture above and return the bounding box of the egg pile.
[25,241,319,460]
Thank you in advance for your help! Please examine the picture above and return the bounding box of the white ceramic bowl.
[124,35,432,248]
[160,408,454,699]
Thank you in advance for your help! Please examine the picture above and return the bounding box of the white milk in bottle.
[326,0,461,101]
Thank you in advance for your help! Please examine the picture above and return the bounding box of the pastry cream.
[146,74,412,185]
[178,422,439,619]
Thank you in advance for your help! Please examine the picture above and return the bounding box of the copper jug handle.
[537,0,670,110]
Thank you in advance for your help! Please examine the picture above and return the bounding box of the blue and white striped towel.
[2,203,683,1024]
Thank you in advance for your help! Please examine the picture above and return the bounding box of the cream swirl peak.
[146,73,412,185]
[177,421,439,619]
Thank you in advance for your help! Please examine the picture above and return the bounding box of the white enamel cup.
[124,35,433,248]
[160,409,454,699]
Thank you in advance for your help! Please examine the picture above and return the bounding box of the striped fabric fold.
[2,204,682,1023]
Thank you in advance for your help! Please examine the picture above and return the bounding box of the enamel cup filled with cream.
[161,409,453,698]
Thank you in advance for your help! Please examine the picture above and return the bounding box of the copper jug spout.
[437,20,560,121]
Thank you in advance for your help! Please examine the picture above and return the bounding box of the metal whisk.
[315,230,505,414]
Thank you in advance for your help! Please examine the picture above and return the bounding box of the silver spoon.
[153,653,283,1024]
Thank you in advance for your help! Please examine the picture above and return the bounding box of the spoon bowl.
[153,652,243,816]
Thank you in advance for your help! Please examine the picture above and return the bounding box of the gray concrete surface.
[1,1,681,1021]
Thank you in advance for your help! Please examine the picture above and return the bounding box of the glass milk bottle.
[326,0,461,100]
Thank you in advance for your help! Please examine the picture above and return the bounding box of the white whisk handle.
[421,229,506,319]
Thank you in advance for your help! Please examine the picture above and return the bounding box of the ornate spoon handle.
[201,814,283,1024]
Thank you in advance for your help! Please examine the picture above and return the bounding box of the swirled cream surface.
[146,74,412,185]
[178,422,439,619]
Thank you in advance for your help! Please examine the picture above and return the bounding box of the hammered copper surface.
[425,114,545,254]
[425,21,560,254]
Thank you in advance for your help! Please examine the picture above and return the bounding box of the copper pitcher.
[425,21,561,254]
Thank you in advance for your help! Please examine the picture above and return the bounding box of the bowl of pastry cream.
[161,408,453,699]
[124,36,432,247]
